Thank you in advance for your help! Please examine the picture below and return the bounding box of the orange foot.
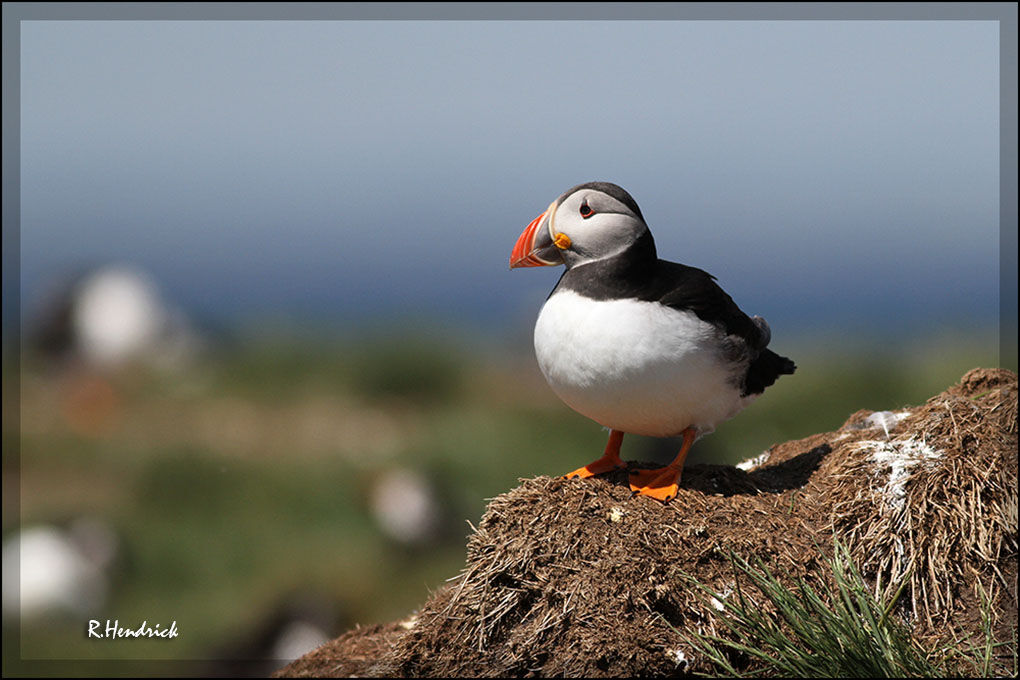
[628,426,698,503]
[563,429,626,479]
[629,466,682,502]
[564,458,626,479]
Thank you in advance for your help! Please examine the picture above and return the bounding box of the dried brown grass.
[277,369,1018,678]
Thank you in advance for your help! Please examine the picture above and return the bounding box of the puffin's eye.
[579,200,594,219]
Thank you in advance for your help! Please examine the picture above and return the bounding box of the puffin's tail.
[742,349,796,397]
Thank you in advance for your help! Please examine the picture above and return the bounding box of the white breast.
[534,290,756,437]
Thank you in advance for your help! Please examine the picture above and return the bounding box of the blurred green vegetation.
[3,324,1014,674]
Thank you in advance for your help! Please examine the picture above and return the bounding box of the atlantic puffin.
[510,182,795,502]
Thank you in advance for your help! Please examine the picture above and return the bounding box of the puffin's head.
[509,182,648,270]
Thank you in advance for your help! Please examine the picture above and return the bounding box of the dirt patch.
[274,619,412,678]
[275,368,1017,677]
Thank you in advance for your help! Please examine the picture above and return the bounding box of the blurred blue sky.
[12,16,1010,340]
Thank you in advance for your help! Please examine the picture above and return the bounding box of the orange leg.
[564,429,626,479]
[628,427,697,502]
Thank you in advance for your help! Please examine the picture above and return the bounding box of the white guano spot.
[736,451,770,471]
[856,437,942,510]
[666,648,689,668]
[710,584,733,611]
[863,410,912,438]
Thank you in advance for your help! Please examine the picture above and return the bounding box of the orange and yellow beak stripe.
[509,211,549,268]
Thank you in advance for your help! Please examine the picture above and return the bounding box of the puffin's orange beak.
[510,212,549,268]
[510,203,563,269]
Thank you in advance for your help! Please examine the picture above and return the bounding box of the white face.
[549,188,648,268]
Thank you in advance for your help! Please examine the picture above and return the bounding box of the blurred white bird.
[2,518,119,621]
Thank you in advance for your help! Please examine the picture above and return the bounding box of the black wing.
[648,261,796,396]
[651,261,768,349]
[552,234,796,396]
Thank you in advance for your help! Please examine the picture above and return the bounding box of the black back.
[552,230,795,396]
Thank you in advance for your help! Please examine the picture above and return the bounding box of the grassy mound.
[277,368,1017,677]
